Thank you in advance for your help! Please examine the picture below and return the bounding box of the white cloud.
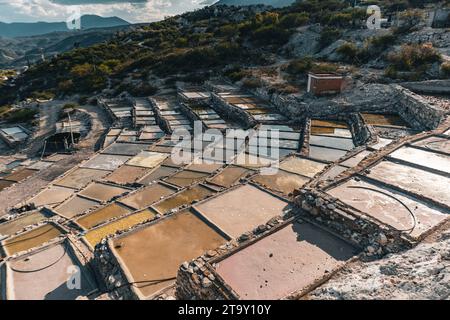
[0,0,205,23]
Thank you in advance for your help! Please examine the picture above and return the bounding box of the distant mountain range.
[214,0,296,7]
[0,15,130,38]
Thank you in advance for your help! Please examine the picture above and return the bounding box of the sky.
[0,0,216,23]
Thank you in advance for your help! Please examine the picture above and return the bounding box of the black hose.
[346,185,417,233]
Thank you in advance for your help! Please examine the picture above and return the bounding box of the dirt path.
[0,104,111,216]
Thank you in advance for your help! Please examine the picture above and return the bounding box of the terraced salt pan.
[28,185,76,208]
[310,127,352,138]
[76,203,132,230]
[1,224,64,257]
[361,113,408,127]
[309,146,348,162]
[111,211,226,299]
[215,220,356,300]
[367,160,450,207]
[309,136,355,151]
[119,183,176,210]
[0,211,51,237]
[3,242,96,300]
[81,154,130,171]
[138,166,179,185]
[412,136,450,155]
[102,143,150,156]
[340,150,372,168]
[209,166,252,188]
[55,196,100,219]
[311,120,348,128]
[389,146,450,174]
[126,151,168,168]
[105,165,150,185]
[153,185,215,214]
[327,178,448,239]
[165,170,210,187]
[79,182,130,202]
[194,185,289,238]
[55,168,109,189]
[84,209,155,247]
[252,171,310,196]
[279,157,327,178]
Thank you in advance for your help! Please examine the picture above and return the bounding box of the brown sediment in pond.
[389,146,450,174]
[193,185,289,238]
[79,183,130,202]
[76,203,132,230]
[185,163,223,173]
[361,113,408,127]
[84,209,155,247]
[55,196,100,219]
[28,186,76,207]
[251,171,310,196]
[0,211,51,237]
[105,165,151,185]
[55,168,110,189]
[367,160,450,207]
[311,120,348,128]
[309,146,348,162]
[81,154,130,171]
[112,211,226,298]
[165,170,210,188]
[4,242,96,300]
[1,224,64,257]
[119,183,176,210]
[327,178,448,239]
[3,168,37,182]
[280,157,327,178]
[153,185,215,214]
[215,220,357,300]
[310,127,352,138]
[138,166,179,185]
[126,152,168,169]
[209,166,251,188]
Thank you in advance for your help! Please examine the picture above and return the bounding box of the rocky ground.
[308,224,450,300]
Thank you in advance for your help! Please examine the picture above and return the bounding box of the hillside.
[0,0,449,105]
[215,0,296,7]
[0,15,130,38]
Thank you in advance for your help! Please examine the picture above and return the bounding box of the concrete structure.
[307,73,347,96]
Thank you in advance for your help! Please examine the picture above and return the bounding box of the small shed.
[307,73,347,96]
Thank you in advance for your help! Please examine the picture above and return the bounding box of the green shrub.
[7,108,37,123]
[286,57,314,74]
[319,27,341,49]
[336,42,360,62]
[279,13,309,29]
[388,43,442,71]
